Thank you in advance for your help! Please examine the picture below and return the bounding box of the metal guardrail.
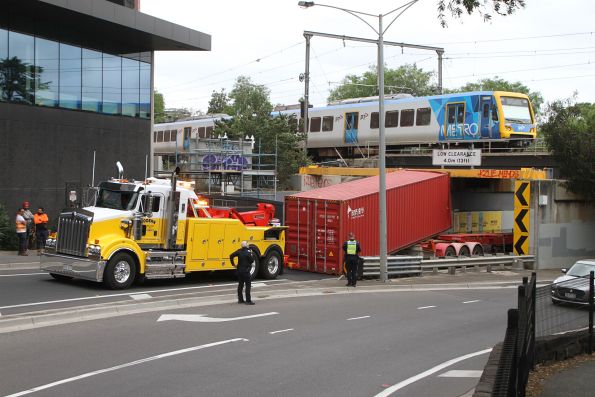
[362,255,536,278]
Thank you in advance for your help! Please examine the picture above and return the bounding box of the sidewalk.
[0,250,42,269]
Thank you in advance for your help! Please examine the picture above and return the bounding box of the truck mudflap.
[41,252,106,282]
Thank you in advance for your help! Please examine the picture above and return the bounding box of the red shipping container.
[285,170,451,275]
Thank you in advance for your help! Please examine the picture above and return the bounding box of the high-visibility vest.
[34,213,48,225]
[346,240,358,255]
[15,217,26,233]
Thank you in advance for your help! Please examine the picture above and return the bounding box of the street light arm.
[382,0,419,35]
[301,2,379,34]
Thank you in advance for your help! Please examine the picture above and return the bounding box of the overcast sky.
[141,0,595,112]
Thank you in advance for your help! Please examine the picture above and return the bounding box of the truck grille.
[56,209,93,257]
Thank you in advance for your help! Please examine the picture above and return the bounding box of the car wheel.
[103,252,136,290]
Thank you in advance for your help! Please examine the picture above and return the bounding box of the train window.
[157,131,163,142]
[164,130,170,142]
[447,105,456,123]
[183,127,191,141]
[310,117,321,132]
[416,108,431,126]
[370,112,379,129]
[153,131,157,142]
[198,127,206,138]
[400,109,414,127]
[457,106,464,123]
[322,116,334,132]
[492,105,499,121]
[483,104,490,118]
[206,126,213,138]
[385,110,398,127]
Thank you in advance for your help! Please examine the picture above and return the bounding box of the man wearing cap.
[230,241,257,305]
[343,232,361,287]
[34,207,49,255]
[22,202,34,249]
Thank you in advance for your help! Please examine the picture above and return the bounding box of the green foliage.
[0,204,18,250]
[0,57,48,103]
[540,100,595,199]
[447,77,544,115]
[328,64,437,103]
[437,0,525,27]
[154,90,165,123]
[207,89,233,114]
[212,76,310,189]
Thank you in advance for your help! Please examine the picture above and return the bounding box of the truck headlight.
[45,238,56,248]
[88,244,101,257]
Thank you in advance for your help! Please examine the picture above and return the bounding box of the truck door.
[445,103,465,140]
[138,193,165,245]
[480,96,493,138]
[344,112,359,143]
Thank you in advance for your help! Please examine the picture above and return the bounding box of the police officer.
[343,232,361,287]
[230,241,256,305]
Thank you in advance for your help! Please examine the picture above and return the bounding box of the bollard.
[461,265,467,273]
[487,264,492,273]
[448,266,455,275]
[512,259,523,270]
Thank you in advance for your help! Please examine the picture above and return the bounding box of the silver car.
[551,259,595,306]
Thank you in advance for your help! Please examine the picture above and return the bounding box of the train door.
[344,112,359,143]
[445,103,465,139]
[480,96,493,138]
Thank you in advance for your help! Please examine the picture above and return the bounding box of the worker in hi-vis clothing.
[342,232,361,287]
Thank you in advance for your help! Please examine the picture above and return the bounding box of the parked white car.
[551,259,595,305]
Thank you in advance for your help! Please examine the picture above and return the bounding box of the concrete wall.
[534,180,595,269]
[0,102,150,226]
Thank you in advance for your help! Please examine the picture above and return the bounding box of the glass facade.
[0,28,151,118]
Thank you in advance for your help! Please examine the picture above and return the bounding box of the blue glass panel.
[59,43,81,109]
[35,37,59,107]
[0,29,7,102]
[139,54,151,119]
[122,56,139,117]
[82,48,102,112]
[7,31,35,104]
[102,54,121,115]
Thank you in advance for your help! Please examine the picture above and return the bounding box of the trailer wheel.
[50,273,73,281]
[103,252,136,290]
[459,246,471,257]
[259,250,282,280]
[472,245,484,256]
[444,246,456,257]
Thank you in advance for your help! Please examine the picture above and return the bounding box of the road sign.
[432,149,481,166]
[513,180,531,255]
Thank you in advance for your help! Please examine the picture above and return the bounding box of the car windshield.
[96,188,139,211]
[566,262,595,278]
[501,96,533,124]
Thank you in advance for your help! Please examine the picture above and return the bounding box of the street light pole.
[299,1,418,282]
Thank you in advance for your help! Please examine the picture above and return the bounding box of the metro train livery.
[153,114,231,155]
[299,91,536,158]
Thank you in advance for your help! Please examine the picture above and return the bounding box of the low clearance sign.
[432,149,481,166]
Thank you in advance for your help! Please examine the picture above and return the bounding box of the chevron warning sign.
[513,181,531,255]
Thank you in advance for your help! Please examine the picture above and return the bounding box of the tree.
[212,76,310,189]
[0,204,17,250]
[0,57,47,104]
[154,90,165,123]
[328,64,436,103]
[207,89,232,114]
[540,99,595,199]
[438,0,526,27]
[448,77,544,114]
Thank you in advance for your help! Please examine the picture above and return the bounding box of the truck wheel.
[103,252,136,290]
[444,246,456,258]
[50,273,73,281]
[472,245,484,256]
[459,246,471,257]
[259,250,282,279]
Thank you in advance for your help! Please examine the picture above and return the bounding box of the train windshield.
[500,96,533,124]
[95,182,141,211]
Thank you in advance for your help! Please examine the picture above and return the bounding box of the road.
[0,288,515,397]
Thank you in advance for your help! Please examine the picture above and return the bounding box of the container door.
[285,198,312,271]
[480,96,493,138]
[313,200,341,275]
[344,112,359,143]
[445,103,464,140]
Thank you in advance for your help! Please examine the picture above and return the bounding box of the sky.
[140,0,595,113]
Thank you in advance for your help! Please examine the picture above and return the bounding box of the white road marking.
[0,273,46,277]
[269,328,294,334]
[347,315,371,321]
[157,312,279,323]
[462,300,480,304]
[374,348,492,397]
[4,338,248,397]
[438,370,483,378]
[0,280,287,310]
[130,293,152,300]
[417,305,436,310]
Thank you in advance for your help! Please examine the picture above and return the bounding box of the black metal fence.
[490,271,594,396]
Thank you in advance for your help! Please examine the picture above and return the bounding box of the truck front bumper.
[41,251,106,282]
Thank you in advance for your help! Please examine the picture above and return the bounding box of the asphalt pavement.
[0,249,591,396]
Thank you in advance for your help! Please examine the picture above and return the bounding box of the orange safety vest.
[34,213,48,225]
[15,216,26,233]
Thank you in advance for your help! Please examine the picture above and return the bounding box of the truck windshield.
[501,96,533,124]
[96,188,139,211]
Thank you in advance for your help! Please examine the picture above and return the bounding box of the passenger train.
[298,91,536,159]
[153,91,536,160]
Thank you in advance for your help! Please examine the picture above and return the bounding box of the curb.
[0,282,535,334]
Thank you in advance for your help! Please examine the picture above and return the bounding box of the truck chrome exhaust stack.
[116,161,124,179]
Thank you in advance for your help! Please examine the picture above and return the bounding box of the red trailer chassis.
[420,233,513,258]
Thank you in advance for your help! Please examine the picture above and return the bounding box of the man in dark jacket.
[342,232,361,287]
[230,241,256,305]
